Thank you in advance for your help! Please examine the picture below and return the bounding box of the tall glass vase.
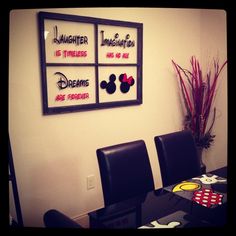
[197,147,206,174]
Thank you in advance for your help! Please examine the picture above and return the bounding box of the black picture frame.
[38,11,143,115]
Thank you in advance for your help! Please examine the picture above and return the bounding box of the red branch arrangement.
[172,56,227,149]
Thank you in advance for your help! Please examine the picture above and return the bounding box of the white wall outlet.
[87,175,95,190]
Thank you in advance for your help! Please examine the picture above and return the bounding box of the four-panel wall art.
[38,12,143,114]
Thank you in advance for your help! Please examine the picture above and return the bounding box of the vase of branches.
[196,146,205,174]
[172,56,227,173]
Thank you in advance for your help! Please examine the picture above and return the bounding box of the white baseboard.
[73,214,90,228]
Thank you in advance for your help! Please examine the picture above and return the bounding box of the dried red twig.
[172,56,227,149]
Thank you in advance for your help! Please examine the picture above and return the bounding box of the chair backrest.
[43,209,82,228]
[154,130,201,187]
[97,140,155,206]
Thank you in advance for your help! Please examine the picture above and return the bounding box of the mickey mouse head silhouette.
[100,74,116,94]
[119,73,135,93]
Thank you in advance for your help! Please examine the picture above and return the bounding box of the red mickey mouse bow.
[123,73,134,85]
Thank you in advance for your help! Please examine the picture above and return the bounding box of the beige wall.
[9,8,227,227]
[199,10,228,169]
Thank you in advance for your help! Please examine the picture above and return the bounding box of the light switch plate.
[87,175,95,190]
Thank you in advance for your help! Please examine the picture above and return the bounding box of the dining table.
[89,166,227,229]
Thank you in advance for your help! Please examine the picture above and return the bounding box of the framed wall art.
[38,11,143,114]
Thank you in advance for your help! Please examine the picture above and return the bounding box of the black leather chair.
[43,209,83,228]
[154,130,201,187]
[97,140,155,206]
